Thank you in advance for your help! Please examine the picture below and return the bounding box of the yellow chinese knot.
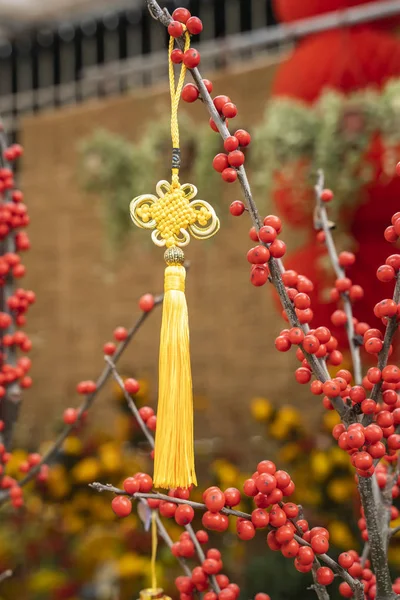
[129,27,219,489]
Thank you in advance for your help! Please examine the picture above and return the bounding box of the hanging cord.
[151,510,158,590]
[168,32,191,187]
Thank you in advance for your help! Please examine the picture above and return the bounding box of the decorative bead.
[164,246,185,265]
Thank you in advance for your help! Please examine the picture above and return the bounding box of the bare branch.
[314,170,362,386]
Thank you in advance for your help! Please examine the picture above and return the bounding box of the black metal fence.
[0,0,277,139]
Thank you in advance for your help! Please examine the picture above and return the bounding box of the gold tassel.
[129,31,219,490]
[153,249,197,489]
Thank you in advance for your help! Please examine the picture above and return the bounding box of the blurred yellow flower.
[329,521,356,549]
[323,411,341,431]
[269,421,290,440]
[311,451,331,481]
[72,457,101,483]
[278,406,302,426]
[329,447,351,469]
[250,397,273,422]
[47,465,70,499]
[300,487,321,506]
[5,449,27,477]
[118,553,150,578]
[99,442,122,474]
[212,459,238,486]
[278,443,300,464]
[327,478,354,503]
[29,569,66,594]
[63,436,83,455]
[114,414,134,441]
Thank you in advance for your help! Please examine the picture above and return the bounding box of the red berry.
[168,20,184,37]
[103,342,116,355]
[269,239,286,258]
[321,189,333,202]
[222,103,238,119]
[171,49,184,64]
[213,153,229,173]
[221,168,237,183]
[202,79,213,93]
[205,488,225,512]
[228,150,244,167]
[114,326,128,341]
[338,251,356,267]
[123,477,140,495]
[338,552,354,569]
[251,508,269,529]
[182,83,199,103]
[138,406,154,422]
[251,266,269,287]
[214,95,231,113]
[384,226,398,243]
[160,501,177,518]
[63,408,78,425]
[175,504,195,525]
[196,530,209,544]
[258,226,277,244]
[234,129,251,147]
[377,265,395,282]
[224,487,241,507]
[353,451,373,471]
[236,519,255,540]
[297,546,315,565]
[275,336,291,352]
[316,567,334,586]
[111,496,132,517]
[186,16,203,35]
[247,246,270,264]
[183,48,201,68]
[311,535,329,554]
[172,8,191,23]
[124,378,140,394]
[229,201,245,216]
[224,136,239,152]
[202,558,220,575]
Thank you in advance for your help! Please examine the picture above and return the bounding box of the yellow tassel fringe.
[153,264,197,489]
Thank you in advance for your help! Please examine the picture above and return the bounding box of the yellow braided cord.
[169,33,190,187]
[151,511,158,589]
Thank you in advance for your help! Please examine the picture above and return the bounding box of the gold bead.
[164,246,185,265]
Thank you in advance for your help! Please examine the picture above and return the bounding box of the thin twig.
[314,170,362,386]
[105,355,155,450]
[0,295,163,504]
[360,542,370,568]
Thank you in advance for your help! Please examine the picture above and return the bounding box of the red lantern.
[272,28,400,103]
[273,0,400,30]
